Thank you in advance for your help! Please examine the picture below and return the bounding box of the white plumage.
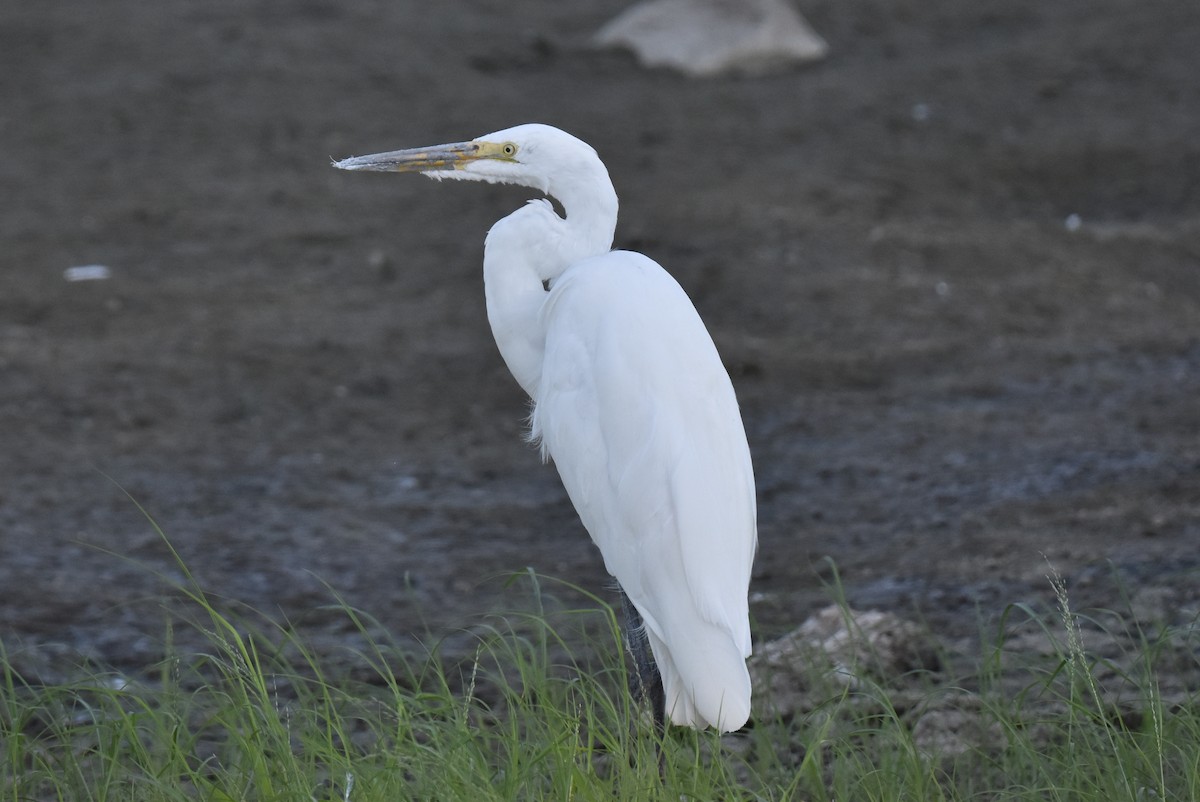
[534,251,755,730]
[336,124,757,732]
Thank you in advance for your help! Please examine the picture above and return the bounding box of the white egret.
[334,124,756,733]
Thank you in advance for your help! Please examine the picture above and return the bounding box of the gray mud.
[2,0,1198,682]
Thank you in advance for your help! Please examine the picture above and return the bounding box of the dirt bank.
[2,0,1198,679]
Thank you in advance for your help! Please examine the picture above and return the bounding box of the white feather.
[345,123,758,732]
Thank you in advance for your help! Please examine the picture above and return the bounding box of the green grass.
[2,547,1197,800]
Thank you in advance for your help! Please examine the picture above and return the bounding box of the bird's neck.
[551,171,618,265]
[482,168,618,399]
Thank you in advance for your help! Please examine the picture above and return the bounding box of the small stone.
[65,264,112,282]
[911,698,1005,758]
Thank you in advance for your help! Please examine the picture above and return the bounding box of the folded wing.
[532,250,757,732]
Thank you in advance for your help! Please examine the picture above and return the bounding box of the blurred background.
[2,0,1198,676]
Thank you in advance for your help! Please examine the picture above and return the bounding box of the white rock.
[593,0,828,78]
[749,605,940,718]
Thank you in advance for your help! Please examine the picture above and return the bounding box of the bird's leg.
[619,588,667,777]
[619,587,665,735]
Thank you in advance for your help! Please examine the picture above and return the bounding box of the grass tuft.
[2,534,1198,800]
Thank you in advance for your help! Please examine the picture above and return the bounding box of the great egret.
[334,124,757,733]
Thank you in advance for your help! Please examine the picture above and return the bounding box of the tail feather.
[648,624,751,732]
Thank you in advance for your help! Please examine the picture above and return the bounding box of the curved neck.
[548,165,618,265]
[482,162,619,399]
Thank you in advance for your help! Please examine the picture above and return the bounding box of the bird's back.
[531,250,757,732]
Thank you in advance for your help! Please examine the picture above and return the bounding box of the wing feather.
[532,250,757,730]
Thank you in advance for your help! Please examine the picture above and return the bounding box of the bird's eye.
[502,142,517,157]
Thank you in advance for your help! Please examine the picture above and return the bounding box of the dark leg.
[619,587,665,735]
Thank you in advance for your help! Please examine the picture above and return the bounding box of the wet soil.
[3,0,1199,682]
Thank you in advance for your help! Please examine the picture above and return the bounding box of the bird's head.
[334,123,602,197]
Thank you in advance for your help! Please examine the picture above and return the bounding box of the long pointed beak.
[333,141,483,173]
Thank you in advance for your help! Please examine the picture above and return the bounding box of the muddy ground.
[2,0,1198,687]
